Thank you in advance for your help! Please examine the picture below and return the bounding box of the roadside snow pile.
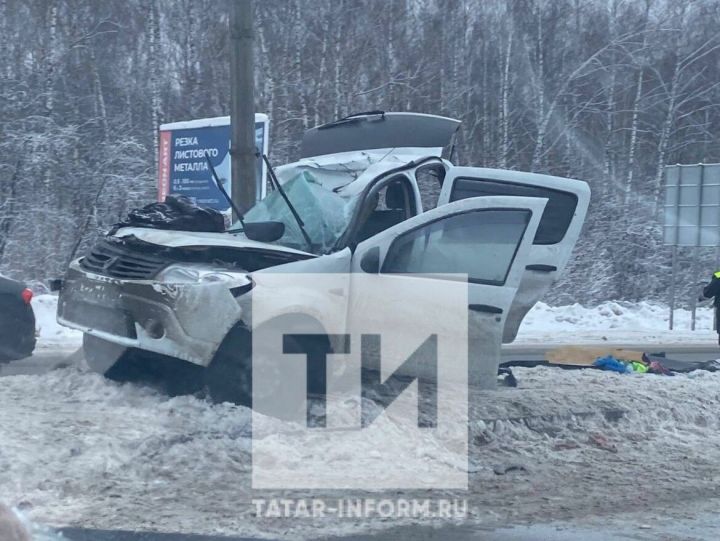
[32,294,81,346]
[522,301,715,331]
[516,301,717,345]
[2,366,720,538]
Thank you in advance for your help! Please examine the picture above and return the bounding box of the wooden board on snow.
[545,346,645,366]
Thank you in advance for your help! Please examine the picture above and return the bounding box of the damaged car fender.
[237,248,353,337]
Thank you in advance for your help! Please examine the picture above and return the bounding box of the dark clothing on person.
[702,271,720,345]
[703,272,720,307]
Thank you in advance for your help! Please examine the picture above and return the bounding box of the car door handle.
[525,264,557,272]
[469,304,503,314]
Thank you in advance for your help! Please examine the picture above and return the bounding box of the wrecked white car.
[57,112,590,403]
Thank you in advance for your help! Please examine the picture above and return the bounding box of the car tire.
[85,333,204,397]
[205,326,253,406]
[205,325,329,408]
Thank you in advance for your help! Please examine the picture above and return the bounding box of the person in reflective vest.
[702,271,720,345]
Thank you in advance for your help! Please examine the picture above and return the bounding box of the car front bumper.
[57,261,243,367]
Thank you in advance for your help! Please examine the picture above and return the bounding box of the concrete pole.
[230,0,256,219]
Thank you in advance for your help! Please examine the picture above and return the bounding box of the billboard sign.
[663,163,720,247]
[157,114,269,212]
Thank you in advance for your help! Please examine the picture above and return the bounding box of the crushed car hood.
[113,227,314,257]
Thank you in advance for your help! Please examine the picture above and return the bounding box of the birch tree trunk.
[148,0,162,174]
[624,67,644,207]
[293,7,308,130]
[624,0,651,208]
[386,0,398,107]
[90,47,109,143]
[531,1,546,171]
[481,35,489,165]
[500,29,513,169]
[602,0,618,200]
[257,8,275,132]
[44,1,58,117]
[653,56,680,216]
[332,3,343,119]
[0,0,9,80]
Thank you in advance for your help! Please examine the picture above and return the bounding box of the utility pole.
[229,0,255,219]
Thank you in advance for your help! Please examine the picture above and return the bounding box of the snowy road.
[0,346,80,377]
[5,341,716,380]
[3,296,720,539]
[3,362,720,539]
[51,507,720,541]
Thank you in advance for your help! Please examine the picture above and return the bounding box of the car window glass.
[244,170,358,253]
[449,178,577,245]
[382,209,530,285]
[355,176,413,243]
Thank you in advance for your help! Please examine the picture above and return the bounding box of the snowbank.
[5,297,720,537]
[31,294,81,346]
[522,300,715,331]
[515,300,717,346]
[3,367,720,537]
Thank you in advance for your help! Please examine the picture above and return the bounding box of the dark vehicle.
[0,274,36,362]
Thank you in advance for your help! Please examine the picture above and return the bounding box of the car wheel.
[205,326,253,406]
[86,333,204,397]
[205,325,329,408]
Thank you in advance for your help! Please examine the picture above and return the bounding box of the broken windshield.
[237,170,359,254]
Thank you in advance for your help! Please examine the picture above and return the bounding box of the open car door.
[438,168,590,343]
[350,196,546,388]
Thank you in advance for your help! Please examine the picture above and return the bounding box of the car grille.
[80,238,169,280]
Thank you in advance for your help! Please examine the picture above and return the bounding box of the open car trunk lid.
[301,112,460,159]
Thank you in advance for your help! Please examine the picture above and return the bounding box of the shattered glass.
[242,171,359,254]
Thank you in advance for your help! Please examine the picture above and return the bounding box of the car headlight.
[158,265,201,283]
[199,272,241,283]
[157,264,252,287]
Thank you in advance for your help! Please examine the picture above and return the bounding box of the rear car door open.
[438,168,590,343]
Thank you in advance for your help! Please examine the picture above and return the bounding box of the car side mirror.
[243,221,285,243]
[360,246,381,274]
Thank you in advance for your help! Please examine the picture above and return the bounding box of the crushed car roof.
[275,149,445,194]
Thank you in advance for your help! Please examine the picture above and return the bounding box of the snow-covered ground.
[2,366,720,538]
[32,295,81,347]
[4,294,717,538]
[516,300,718,346]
